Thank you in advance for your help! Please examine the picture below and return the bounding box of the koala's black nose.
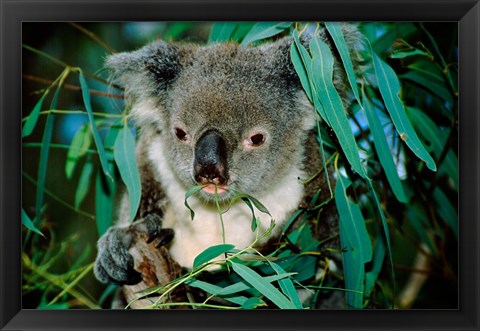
[194,129,228,185]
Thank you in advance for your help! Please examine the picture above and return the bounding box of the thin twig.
[23,74,124,99]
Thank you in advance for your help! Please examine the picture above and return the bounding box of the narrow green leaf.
[433,188,458,239]
[193,243,235,268]
[74,160,94,209]
[186,279,249,306]
[310,36,367,178]
[95,171,114,236]
[95,123,119,236]
[65,124,92,179]
[241,297,265,309]
[270,262,303,309]
[363,93,407,203]
[34,113,55,226]
[214,273,298,296]
[230,261,296,309]
[370,50,436,171]
[240,22,291,46]
[325,22,361,105]
[290,30,313,102]
[22,92,48,138]
[390,48,431,59]
[366,180,395,307]
[339,221,364,308]
[184,185,206,220]
[113,126,141,222]
[364,231,386,296]
[402,60,453,104]
[209,22,237,43]
[335,174,372,308]
[78,70,113,180]
[401,71,453,105]
[240,198,258,232]
[22,208,45,237]
[406,107,458,189]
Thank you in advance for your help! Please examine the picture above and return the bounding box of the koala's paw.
[93,214,174,285]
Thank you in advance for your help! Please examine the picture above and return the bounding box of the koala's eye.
[249,133,265,146]
[174,128,189,141]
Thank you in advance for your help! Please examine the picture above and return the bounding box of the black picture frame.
[2,0,479,330]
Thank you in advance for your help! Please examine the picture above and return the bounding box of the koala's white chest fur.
[147,138,305,269]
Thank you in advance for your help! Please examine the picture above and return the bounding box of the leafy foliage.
[21,21,458,309]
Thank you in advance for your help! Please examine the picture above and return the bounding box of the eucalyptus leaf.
[363,92,407,203]
[65,124,92,179]
[335,174,372,308]
[240,22,291,46]
[184,185,206,220]
[310,36,367,178]
[74,160,94,209]
[290,30,313,102]
[193,243,235,268]
[22,92,48,138]
[78,70,113,180]
[230,261,296,309]
[113,126,141,222]
[209,22,237,43]
[22,208,45,237]
[325,22,361,105]
[370,50,436,171]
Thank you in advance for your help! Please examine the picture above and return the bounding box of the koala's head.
[107,37,316,202]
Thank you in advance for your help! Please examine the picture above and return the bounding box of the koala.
[94,26,351,302]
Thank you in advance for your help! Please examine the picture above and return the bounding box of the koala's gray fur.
[94,24,358,306]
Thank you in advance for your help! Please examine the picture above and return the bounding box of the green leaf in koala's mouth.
[184,185,207,221]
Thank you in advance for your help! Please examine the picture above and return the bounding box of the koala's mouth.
[201,184,228,195]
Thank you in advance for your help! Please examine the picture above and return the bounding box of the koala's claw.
[94,227,142,285]
[94,213,173,286]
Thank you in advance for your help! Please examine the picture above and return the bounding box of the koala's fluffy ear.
[105,40,187,102]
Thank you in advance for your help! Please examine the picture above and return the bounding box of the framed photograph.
[1,0,479,330]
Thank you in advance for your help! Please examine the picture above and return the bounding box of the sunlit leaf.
[113,126,141,222]
[240,22,291,46]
